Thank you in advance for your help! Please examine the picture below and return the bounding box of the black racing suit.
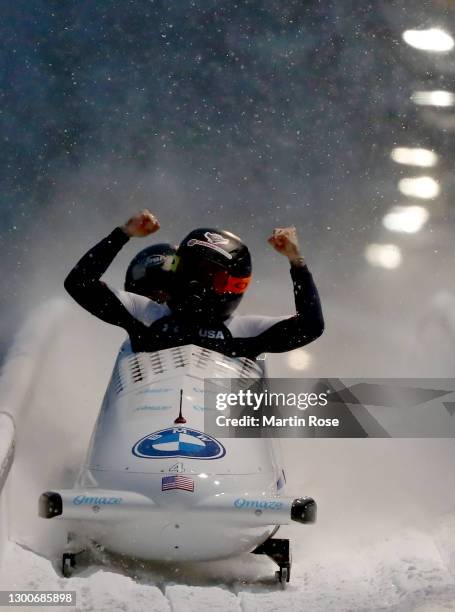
[64,227,324,359]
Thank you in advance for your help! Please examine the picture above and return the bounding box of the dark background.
[2,0,455,375]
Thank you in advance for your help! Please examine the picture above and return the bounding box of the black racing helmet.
[125,243,177,301]
[170,228,252,320]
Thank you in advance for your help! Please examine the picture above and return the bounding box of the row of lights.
[365,26,453,271]
[290,27,455,370]
[405,28,454,108]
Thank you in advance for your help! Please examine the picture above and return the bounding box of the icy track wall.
[0,412,14,568]
[0,300,68,568]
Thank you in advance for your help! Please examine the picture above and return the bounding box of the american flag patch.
[161,475,194,492]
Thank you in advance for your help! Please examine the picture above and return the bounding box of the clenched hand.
[121,210,160,238]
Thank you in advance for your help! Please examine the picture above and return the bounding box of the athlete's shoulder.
[225,313,289,338]
[108,287,170,326]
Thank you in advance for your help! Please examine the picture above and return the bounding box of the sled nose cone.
[291,497,317,524]
[39,491,63,518]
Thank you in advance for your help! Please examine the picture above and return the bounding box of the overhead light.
[390,147,438,168]
[287,349,312,371]
[398,176,440,199]
[412,90,455,107]
[402,28,454,52]
[383,206,429,234]
[365,244,402,270]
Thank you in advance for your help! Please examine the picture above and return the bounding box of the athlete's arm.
[64,210,160,327]
[237,227,324,356]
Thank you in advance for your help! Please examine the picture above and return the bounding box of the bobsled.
[39,344,316,584]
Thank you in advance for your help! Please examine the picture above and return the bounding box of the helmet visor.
[175,257,251,296]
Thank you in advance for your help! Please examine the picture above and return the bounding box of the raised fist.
[267,226,303,265]
[122,210,160,238]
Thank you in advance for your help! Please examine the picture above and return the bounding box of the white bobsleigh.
[39,344,316,583]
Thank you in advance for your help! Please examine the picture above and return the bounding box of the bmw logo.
[132,427,226,460]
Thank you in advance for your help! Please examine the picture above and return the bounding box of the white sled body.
[40,344,314,562]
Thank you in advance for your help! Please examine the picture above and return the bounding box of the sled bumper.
[39,489,157,521]
[39,489,316,525]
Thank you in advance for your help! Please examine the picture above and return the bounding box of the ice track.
[1,301,455,611]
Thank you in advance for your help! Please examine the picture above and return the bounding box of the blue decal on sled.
[132,427,226,460]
